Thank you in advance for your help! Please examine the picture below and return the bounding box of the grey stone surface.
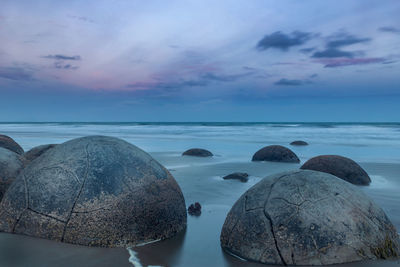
[252,145,300,163]
[223,172,249,183]
[301,155,371,185]
[220,170,400,265]
[290,140,308,146]
[182,148,213,157]
[0,148,24,200]
[24,144,57,163]
[0,134,24,155]
[0,136,187,247]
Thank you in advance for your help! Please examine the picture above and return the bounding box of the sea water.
[0,122,399,267]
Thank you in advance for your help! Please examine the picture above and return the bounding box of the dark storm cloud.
[256,31,314,51]
[378,26,400,34]
[201,72,253,82]
[0,67,34,81]
[42,55,81,60]
[312,48,357,58]
[274,78,305,86]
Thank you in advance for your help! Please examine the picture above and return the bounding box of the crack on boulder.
[72,207,111,214]
[27,207,67,223]
[61,143,90,241]
[263,209,287,266]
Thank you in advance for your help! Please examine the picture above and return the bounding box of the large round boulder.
[0,134,24,155]
[24,144,57,163]
[0,136,187,247]
[252,145,300,163]
[220,170,399,265]
[182,148,213,157]
[0,148,24,200]
[301,155,371,186]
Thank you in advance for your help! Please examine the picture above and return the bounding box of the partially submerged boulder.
[182,148,213,157]
[220,170,399,265]
[24,144,57,163]
[0,136,187,247]
[301,155,371,186]
[290,140,308,146]
[223,172,249,183]
[252,145,300,163]
[0,134,24,155]
[0,148,24,200]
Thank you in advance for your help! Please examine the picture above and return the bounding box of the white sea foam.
[369,175,392,189]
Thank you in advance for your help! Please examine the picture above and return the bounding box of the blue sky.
[0,0,399,121]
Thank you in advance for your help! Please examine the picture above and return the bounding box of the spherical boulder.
[0,134,24,155]
[24,144,57,163]
[301,155,371,186]
[182,148,213,157]
[0,136,187,247]
[290,140,308,146]
[220,170,399,265]
[223,172,249,183]
[0,147,24,200]
[252,145,300,163]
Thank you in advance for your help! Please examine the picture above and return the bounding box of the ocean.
[0,122,399,267]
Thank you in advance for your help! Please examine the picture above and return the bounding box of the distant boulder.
[0,136,187,247]
[223,172,249,183]
[220,170,400,265]
[182,148,213,157]
[24,144,57,163]
[0,147,24,200]
[0,134,24,155]
[301,155,371,185]
[252,145,300,163]
[290,140,308,146]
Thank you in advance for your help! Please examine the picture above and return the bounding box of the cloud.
[201,72,253,82]
[274,78,305,86]
[299,47,316,53]
[54,62,79,70]
[378,26,400,34]
[0,67,34,81]
[316,58,385,68]
[312,48,357,58]
[67,15,94,23]
[42,55,81,60]
[326,33,371,48]
[256,31,314,51]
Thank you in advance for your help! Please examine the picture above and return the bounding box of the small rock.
[182,148,213,157]
[188,202,202,216]
[223,172,249,183]
[290,140,308,146]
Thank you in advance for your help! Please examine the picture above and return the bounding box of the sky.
[0,0,399,122]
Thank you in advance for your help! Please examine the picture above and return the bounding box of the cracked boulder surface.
[252,145,300,163]
[0,135,187,247]
[0,147,24,201]
[220,170,400,265]
[24,144,57,163]
[182,148,213,157]
[301,155,371,186]
[0,134,24,155]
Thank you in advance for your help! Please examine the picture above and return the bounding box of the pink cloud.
[315,57,385,68]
